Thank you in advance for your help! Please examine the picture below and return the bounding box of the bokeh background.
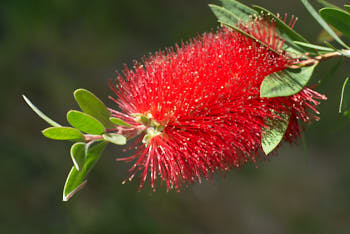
[1,0,350,233]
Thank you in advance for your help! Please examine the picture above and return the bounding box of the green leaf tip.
[209,0,257,27]
[209,4,240,26]
[103,133,127,145]
[22,95,61,127]
[73,89,114,129]
[63,179,87,202]
[219,0,257,21]
[261,113,290,155]
[260,64,316,98]
[63,141,107,201]
[67,110,105,135]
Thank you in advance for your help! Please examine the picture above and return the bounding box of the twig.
[289,50,346,69]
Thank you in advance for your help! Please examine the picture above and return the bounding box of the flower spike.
[109,25,326,191]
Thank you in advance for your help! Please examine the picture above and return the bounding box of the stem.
[83,124,147,142]
[289,50,348,69]
[84,134,103,141]
[339,77,350,113]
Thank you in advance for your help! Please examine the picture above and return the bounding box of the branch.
[289,50,348,69]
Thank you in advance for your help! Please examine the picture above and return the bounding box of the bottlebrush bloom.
[108,20,326,191]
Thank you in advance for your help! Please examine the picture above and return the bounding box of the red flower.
[109,23,326,191]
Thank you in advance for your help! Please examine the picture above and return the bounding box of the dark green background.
[1,0,350,233]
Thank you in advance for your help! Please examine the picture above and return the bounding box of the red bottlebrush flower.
[108,22,326,191]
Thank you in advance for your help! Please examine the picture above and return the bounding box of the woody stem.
[289,50,349,69]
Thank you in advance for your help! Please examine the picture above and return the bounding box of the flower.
[108,22,326,191]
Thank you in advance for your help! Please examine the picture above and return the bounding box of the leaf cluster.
[23,89,130,201]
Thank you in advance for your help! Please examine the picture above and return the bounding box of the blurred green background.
[1,0,350,233]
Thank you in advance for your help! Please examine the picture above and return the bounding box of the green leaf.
[219,0,257,22]
[102,133,127,145]
[252,5,309,47]
[339,77,350,113]
[300,0,349,48]
[209,2,282,54]
[67,110,105,135]
[70,142,86,171]
[63,141,107,201]
[42,127,84,140]
[345,5,350,13]
[293,41,335,52]
[219,21,280,54]
[261,113,290,155]
[109,117,132,127]
[73,89,114,129]
[320,8,350,39]
[318,0,342,10]
[260,65,317,98]
[209,4,240,25]
[22,95,61,127]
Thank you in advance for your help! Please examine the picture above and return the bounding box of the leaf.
[42,127,84,140]
[219,0,257,22]
[102,133,127,145]
[339,77,350,113]
[219,21,280,54]
[73,89,114,129]
[252,5,309,46]
[67,110,105,135]
[252,5,310,55]
[318,0,342,10]
[261,113,290,155]
[345,5,350,13]
[293,41,335,52]
[22,95,61,127]
[320,8,350,39]
[109,117,132,127]
[209,2,282,54]
[260,65,316,98]
[63,141,107,201]
[300,0,348,48]
[70,142,86,171]
[209,4,240,25]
